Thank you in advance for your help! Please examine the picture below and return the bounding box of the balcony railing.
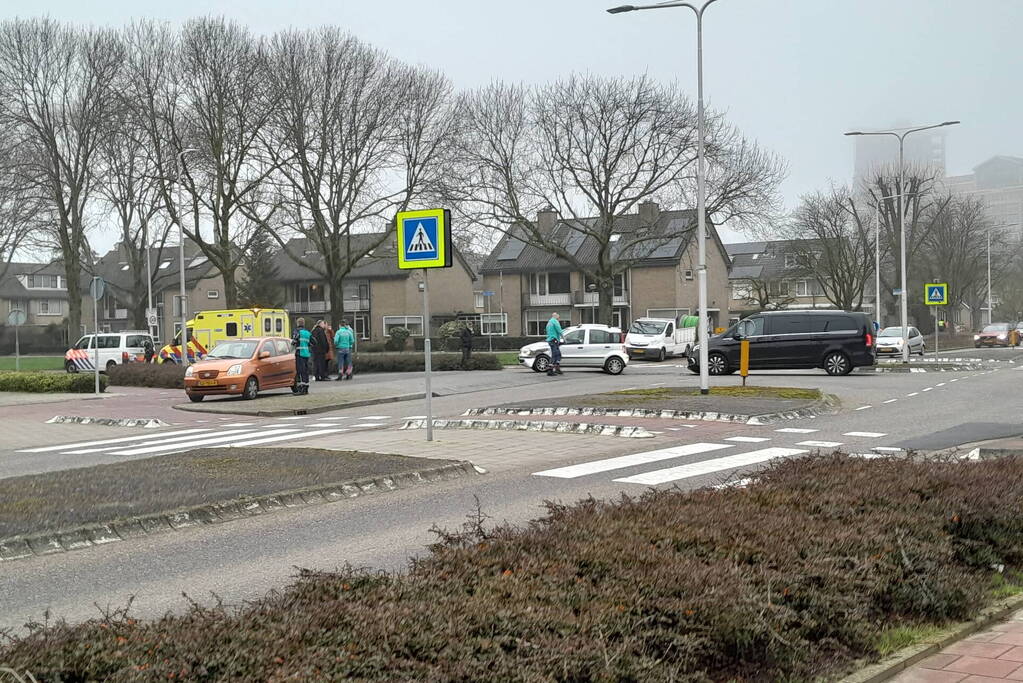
[574,291,629,306]
[522,293,573,308]
[288,299,370,314]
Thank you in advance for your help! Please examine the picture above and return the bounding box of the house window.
[383,315,424,336]
[26,274,62,289]
[474,291,485,309]
[583,273,627,297]
[769,280,789,296]
[530,272,571,296]
[37,299,63,316]
[525,310,571,336]
[294,282,326,304]
[796,279,823,297]
[207,290,220,299]
[784,253,798,268]
[480,313,508,336]
[10,301,25,313]
[732,283,752,300]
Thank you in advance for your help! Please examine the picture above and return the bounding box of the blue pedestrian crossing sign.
[396,208,452,270]
[925,282,948,306]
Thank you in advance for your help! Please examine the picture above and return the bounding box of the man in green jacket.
[545,312,564,377]
[334,319,356,380]
[292,317,312,394]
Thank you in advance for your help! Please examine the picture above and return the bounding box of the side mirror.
[259,350,271,359]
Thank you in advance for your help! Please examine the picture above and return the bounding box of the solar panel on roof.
[562,228,586,256]
[496,235,525,261]
[648,236,685,259]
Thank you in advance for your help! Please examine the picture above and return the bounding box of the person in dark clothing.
[460,323,474,367]
[143,338,155,364]
[292,318,312,394]
[311,320,329,381]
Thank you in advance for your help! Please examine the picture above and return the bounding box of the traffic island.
[470,386,836,424]
[5,454,1023,680]
[0,448,475,562]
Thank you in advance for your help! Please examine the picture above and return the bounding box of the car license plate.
[632,349,644,354]
[197,379,218,387]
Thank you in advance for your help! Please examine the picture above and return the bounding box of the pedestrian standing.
[460,322,474,367]
[143,338,155,364]
[311,320,329,381]
[545,312,564,377]
[292,317,312,394]
[324,321,335,377]
[334,318,355,380]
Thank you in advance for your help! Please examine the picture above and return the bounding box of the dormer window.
[159,261,171,270]
[784,253,797,268]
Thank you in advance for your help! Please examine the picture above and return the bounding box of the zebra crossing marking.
[796,440,843,448]
[724,436,770,443]
[109,428,300,456]
[843,431,886,438]
[17,428,213,454]
[775,428,818,434]
[613,447,807,486]
[215,428,345,448]
[533,443,733,479]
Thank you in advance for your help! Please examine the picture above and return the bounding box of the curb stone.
[171,391,435,417]
[0,461,478,563]
[462,394,838,426]
[838,593,1023,683]
[399,418,654,438]
[46,415,169,428]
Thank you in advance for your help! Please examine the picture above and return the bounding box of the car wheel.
[65,361,78,374]
[708,353,729,376]
[187,393,204,403]
[162,357,175,364]
[824,351,852,376]
[656,348,666,362]
[243,376,259,400]
[604,357,625,375]
[105,360,117,373]
[532,354,551,373]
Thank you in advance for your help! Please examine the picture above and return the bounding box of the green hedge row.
[0,371,106,393]
[5,454,1023,679]
[107,364,186,389]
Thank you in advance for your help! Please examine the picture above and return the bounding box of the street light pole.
[608,0,718,395]
[845,121,959,363]
[176,148,197,367]
[872,193,900,331]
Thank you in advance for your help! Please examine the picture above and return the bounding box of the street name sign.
[396,208,452,270]
[925,283,948,306]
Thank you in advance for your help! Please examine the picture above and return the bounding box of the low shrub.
[0,371,106,393]
[107,363,186,389]
[384,327,410,351]
[414,335,538,352]
[5,455,1023,680]
[352,353,502,373]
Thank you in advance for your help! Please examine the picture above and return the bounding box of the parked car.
[687,310,875,376]
[183,337,297,402]
[625,316,697,361]
[974,322,1019,347]
[518,324,629,375]
[875,326,925,356]
[65,331,155,373]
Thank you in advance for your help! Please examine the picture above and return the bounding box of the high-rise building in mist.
[852,126,948,186]
[945,156,1023,239]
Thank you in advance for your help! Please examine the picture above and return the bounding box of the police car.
[65,331,155,373]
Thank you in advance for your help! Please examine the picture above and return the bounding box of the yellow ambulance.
[159,308,291,363]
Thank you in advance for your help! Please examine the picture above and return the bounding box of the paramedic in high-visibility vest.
[292,317,312,394]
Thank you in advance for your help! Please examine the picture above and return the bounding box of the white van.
[65,331,155,373]
[625,317,697,361]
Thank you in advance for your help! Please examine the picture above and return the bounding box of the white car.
[518,324,629,375]
[625,317,697,361]
[875,326,925,357]
[65,330,155,373]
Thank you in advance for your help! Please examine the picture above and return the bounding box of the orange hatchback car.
[184,337,296,402]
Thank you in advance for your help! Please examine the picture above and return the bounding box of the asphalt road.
[2,346,1022,633]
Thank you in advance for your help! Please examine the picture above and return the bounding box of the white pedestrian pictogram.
[407,222,435,253]
[928,286,944,302]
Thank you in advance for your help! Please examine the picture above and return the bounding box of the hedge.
[0,371,106,393]
[414,335,538,352]
[0,323,69,355]
[5,454,1023,680]
[107,364,186,389]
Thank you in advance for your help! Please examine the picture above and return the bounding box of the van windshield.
[629,321,667,335]
[207,340,258,359]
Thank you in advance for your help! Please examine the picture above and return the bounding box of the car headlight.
[974,334,980,340]
[185,366,194,377]
[227,364,243,375]
[520,347,535,357]
[998,334,1007,340]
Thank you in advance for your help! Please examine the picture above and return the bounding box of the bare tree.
[261,28,458,327]
[730,276,796,312]
[783,187,876,311]
[0,135,37,280]
[0,19,124,335]
[451,75,784,323]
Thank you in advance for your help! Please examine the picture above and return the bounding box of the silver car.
[518,324,629,375]
[875,326,925,357]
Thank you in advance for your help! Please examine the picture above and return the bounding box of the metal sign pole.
[422,269,433,442]
[14,320,20,372]
[487,293,492,353]
[92,279,101,395]
[934,305,939,357]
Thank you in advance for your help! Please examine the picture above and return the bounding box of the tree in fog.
[260,28,458,327]
[451,75,785,324]
[0,19,124,335]
[782,187,876,311]
[237,228,285,308]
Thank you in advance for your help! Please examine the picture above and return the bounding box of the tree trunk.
[66,258,83,337]
[222,268,239,309]
[598,283,613,327]
[329,276,347,330]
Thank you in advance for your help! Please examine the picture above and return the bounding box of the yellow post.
[740,339,750,387]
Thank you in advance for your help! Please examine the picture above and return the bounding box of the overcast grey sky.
[4,0,1021,245]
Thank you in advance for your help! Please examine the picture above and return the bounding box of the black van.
[687,311,876,376]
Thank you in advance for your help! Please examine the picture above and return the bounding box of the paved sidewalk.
[893,608,1023,681]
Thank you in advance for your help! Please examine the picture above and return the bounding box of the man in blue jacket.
[545,312,564,377]
[292,317,312,394]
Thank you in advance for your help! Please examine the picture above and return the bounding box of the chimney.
[638,200,660,225]
[537,207,559,232]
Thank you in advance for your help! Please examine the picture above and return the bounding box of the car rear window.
[125,334,151,348]
[589,329,614,344]
[767,314,809,335]
[98,335,120,349]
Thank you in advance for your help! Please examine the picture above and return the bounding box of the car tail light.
[865,332,873,347]
[122,351,129,362]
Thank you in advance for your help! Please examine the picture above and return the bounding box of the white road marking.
[922,387,933,392]
[883,399,898,404]
[533,443,733,479]
[360,415,391,420]
[314,416,351,421]
[216,428,345,448]
[937,382,946,387]
[796,440,844,448]
[108,429,299,456]
[713,478,754,489]
[403,416,427,420]
[17,428,213,454]
[872,447,904,452]
[725,436,771,443]
[855,405,872,411]
[775,428,818,434]
[614,447,807,486]
[66,429,263,455]
[844,431,886,438]
[351,423,386,428]
[907,392,919,397]
[278,416,311,420]
[221,422,256,427]
[950,378,959,381]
